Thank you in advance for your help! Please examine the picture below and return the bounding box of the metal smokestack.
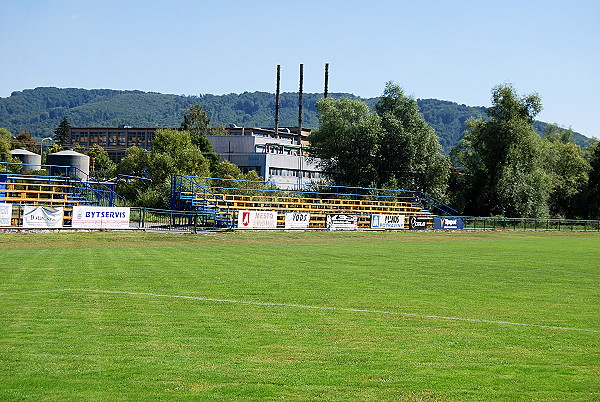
[275,64,281,136]
[298,63,303,146]
[324,63,329,98]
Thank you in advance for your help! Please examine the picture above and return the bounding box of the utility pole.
[324,63,329,98]
[275,64,281,137]
[298,64,304,187]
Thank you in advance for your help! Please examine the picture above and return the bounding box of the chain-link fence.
[460,216,600,232]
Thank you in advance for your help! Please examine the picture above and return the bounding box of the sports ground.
[0,230,598,400]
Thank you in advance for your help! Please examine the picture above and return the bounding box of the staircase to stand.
[171,176,233,228]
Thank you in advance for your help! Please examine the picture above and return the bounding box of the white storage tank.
[10,147,42,173]
[46,148,90,180]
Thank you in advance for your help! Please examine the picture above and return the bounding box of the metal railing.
[1,161,125,207]
[172,175,458,216]
[129,207,233,232]
[459,216,600,232]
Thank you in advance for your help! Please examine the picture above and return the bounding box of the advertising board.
[72,206,131,229]
[409,216,429,230]
[434,217,465,230]
[371,214,405,229]
[237,210,278,229]
[0,203,12,227]
[285,212,310,229]
[326,214,358,231]
[23,206,64,228]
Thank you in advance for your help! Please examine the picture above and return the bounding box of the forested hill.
[0,87,588,151]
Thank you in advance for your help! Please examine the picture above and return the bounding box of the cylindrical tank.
[46,149,90,180]
[10,147,42,173]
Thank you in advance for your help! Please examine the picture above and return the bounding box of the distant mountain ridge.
[0,87,588,151]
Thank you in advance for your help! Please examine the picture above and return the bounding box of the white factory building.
[207,126,323,189]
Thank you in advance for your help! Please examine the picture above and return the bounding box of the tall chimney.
[275,64,281,137]
[298,63,303,146]
[324,63,329,98]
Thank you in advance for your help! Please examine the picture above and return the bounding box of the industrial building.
[68,126,156,162]
[207,127,322,188]
[67,126,323,188]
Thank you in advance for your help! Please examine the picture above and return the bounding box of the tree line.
[309,82,600,219]
[1,87,588,151]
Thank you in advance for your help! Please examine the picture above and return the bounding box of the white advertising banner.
[72,206,131,229]
[0,203,12,227]
[371,214,405,229]
[326,214,358,231]
[23,206,64,228]
[237,210,278,229]
[284,212,310,229]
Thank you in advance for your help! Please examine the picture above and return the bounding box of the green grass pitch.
[0,231,598,400]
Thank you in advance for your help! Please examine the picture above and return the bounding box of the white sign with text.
[23,206,64,228]
[237,210,278,229]
[0,203,12,227]
[72,206,131,229]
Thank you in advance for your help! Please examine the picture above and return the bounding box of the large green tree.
[542,125,590,218]
[451,84,551,217]
[309,97,381,188]
[375,82,449,198]
[0,128,20,169]
[86,144,117,181]
[116,128,210,208]
[53,116,72,146]
[309,83,449,198]
[11,131,37,152]
[583,141,600,218]
[180,104,222,170]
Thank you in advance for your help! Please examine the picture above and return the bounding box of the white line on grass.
[2,288,599,334]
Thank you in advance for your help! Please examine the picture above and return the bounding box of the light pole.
[40,137,53,161]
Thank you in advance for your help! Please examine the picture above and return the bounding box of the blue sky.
[1,0,598,138]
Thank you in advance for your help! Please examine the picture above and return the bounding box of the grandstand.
[2,164,456,230]
[1,162,124,227]
[170,175,458,229]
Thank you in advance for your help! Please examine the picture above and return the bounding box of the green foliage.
[310,97,381,187]
[134,180,171,209]
[0,128,21,172]
[116,129,210,206]
[375,82,450,199]
[150,128,210,180]
[86,144,116,181]
[584,141,600,218]
[215,160,243,180]
[10,131,38,152]
[180,104,210,135]
[542,125,590,218]
[53,116,71,145]
[416,99,487,151]
[452,84,551,218]
[46,143,64,154]
[310,84,449,198]
[180,105,221,171]
[117,146,149,178]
